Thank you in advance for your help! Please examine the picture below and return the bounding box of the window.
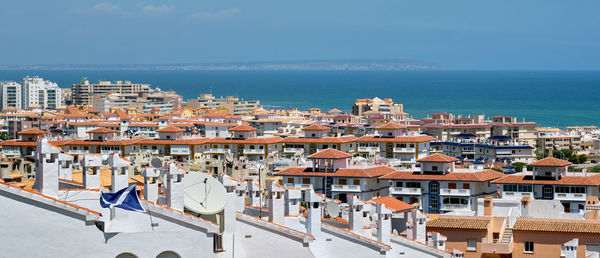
[353,179,360,185]
[395,182,403,187]
[463,183,470,189]
[432,166,438,171]
[302,178,311,184]
[338,179,347,185]
[448,183,456,189]
[406,182,421,188]
[287,178,294,184]
[467,239,477,251]
[524,241,534,253]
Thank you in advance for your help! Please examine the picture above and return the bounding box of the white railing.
[170,149,191,155]
[440,189,470,196]
[502,191,533,199]
[244,149,265,154]
[393,147,416,153]
[284,183,313,190]
[100,150,120,154]
[554,192,586,201]
[441,204,470,210]
[283,148,304,153]
[68,150,89,155]
[331,184,361,192]
[209,148,227,153]
[357,146,380,152]
[389,187,422,195]
[2,150,21,155]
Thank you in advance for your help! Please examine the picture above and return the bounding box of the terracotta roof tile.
[156,126,185,133]
[86,127,119,134]
[529,157,572,167]
[513,218,600,233]
[380,170,504,182]
[275,166,395,178]
[427,216,490,230]
[228,125,258,132]
[18,128,49,135]
[280,136,356,144]
[417,153,459,163]
[493,174,600,186]
[302,124,330,131]
[369,196,414,212]
[356,135,436,143]
[377,123,406,130]
[307,148,352,159]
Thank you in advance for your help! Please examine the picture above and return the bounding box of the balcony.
[393,147,416,153]
[67,150,89,155]
[440,204,470,210]
[331,184,361,192]
[283,148,304,153]
[208,148,227,153]
[100,149,120,155]
[440,189,470,196]
[481,239,513,254]
[284,183,313,190]
[554,192,586,201]
[357,146,380,152]
[244,149,265,155]
[2,150,21,155]
[170,149,191,155]
[502,191,533,199]
[389,187,422,195]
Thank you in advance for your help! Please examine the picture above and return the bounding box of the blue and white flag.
[100,184,146,212]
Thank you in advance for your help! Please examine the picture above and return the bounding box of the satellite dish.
[184,172,227,215]
[151,157,163,169]
[325,201,340,218]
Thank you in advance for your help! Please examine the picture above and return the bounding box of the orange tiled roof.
[208,137,282,144]
[379,170,504,182]
[492,174,600,186]
[307,148,352,159]
[302,124,330,131]
[280,136,356,144]
[418,153,459,163]
[369,196,414,212]
[156,126,185,133]
[529,157,572,167]
[275,166,395,178]
[87,127,119,134]
[228,125,258,132]
[356,135,436,143]
[18,128,49,135]
[377,123,406,130]
[513,218,600,233]
[427,216,490,230]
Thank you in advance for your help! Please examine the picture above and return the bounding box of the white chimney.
[562,238,578,258]
[165,163,186,211]
[35,138,60,197]
[143,167,160,203]
[285,188,301,216]
[376,203,392,246]
[427,232,447,251]
[108,154,130,193]
[408,209,429,243]
[521,196,531,218]
[304,189,323,238]
[266,180,286,224]
[219,174,247,213]
[348,195,366,233]
[81,154,102,189]
[58,152,74,180]
[247,179,262,207]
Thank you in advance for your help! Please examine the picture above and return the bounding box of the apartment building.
[280,124,356,158]
[491,116,538,147]
[22,76,61,109]
[205,125,281,162]
[0,81,22,110]
[72,79,151,106]
[536,129,582,152]
[380,153,504,214]
[351,97,406,117]
[188,94,260,115]
[431,134,536,163]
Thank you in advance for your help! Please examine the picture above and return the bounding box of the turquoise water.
[0,70,599,128]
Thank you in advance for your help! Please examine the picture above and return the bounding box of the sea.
[0,70,599,128]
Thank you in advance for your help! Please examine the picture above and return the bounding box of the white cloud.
[91,3,121,14]
[141,4,175,16]
[189,8,240,20]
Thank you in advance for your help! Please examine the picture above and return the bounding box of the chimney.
[143,167,160,203]
[285,188,301,216]
[348,195,366,233]
[304,189,323,238]
[266,180,286,224]
[35,138,60,197]
[521,196,531,218]
[81,154,102,189]
[166,163,186,211]
[428,232,447,251]
[562,238,578,258]
[219,174,247,213]
[246,179,262,207]
[108,154,130,193]
[408,209,429,243]
[58,152,74,180]
[484,195,494,217]
[376,203,392,246]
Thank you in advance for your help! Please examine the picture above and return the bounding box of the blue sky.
[1,0,599,70]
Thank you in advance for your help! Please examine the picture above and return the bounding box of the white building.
[22,76,62,109]
[0,81,22,110]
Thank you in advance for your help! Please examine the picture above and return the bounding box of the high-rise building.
[0,81,22,110]
[21,76,61,109]
[72,79,151,106]
[187,94,260,115]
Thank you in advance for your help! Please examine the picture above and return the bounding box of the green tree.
[561,149,573,159]
[0,132,8,141]
[512,162,527,172]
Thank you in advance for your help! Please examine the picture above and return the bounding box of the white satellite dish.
[325,201,340,218]
[184,172,227,215]
[151,157,163,169]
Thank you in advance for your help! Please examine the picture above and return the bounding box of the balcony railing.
[283,148,304,153]
[284,183,313,190]
[170,149,191,155]
[481,239,514,254]
[357,146,380,152]
[244,149,265,154]
[440,189,470,196]
[100,149,120,154]
[2,150,21,155]
[67,150,89,155]
[502,191,533,199]
[331,184,361,192]
[393,147,416,153]
[554,192,586,201]
[208,148,227,153]
[389,187,422,195]
[440,204,470,210]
